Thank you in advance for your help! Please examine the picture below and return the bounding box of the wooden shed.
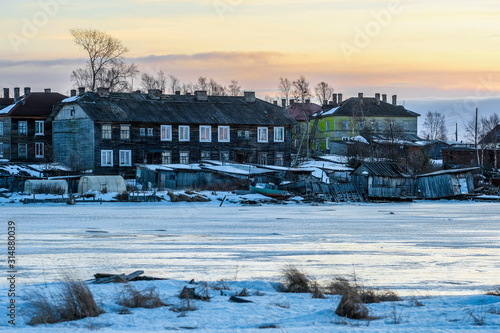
[351,162,414,199]
[416,167,478,199]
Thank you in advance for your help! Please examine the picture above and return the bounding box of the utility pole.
[475,108,480,168]
[455,123,458,142]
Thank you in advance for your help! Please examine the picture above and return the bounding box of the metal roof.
[328,97,419,118]
[355,162,412,177]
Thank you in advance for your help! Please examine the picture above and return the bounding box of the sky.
[1,0,500,140]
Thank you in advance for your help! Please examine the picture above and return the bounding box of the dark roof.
[286,102,323,121]
[0,92,67,117]
[417,167,479,178]
[329,97,419,118]
[354,162,412,177]
[54,92,298,126]
[0,98,14,109]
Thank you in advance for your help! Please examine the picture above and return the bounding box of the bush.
[118,284,166,309]
[282,265,310,293]
[28,278,103,326]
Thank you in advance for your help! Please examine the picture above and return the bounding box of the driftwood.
[92,270,167,284]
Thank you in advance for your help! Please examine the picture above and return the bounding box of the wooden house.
[49,89,297,177]
[0,88,67,162]
[351,162,414,199]
[416,167,478,199]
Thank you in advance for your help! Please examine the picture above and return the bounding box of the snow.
[1,201,500,331]
[0,102,17,114]
[202,164,274,176]
[61,95,80,103]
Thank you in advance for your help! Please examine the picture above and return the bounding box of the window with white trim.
[35,142,44,158]
[120,124,130,140]
[18,143,27,158]
[101,150,113,167]
[102,124,112,139]
[0,122,4,136]
[0,143,3,157]
[19,121,27,135]
[326,137,330,150]
[218,126,230,142]
[147,128,154,136]
[199,125,211,142]
[119,150,132,166]
[257,127,268,142]
[341,120,350,131]
[179,151,189,164]
[140,128,146,136]
[258,152,268,165]
[325,121,330,132]
[275,152,284,166]
[179,126,190,141]
[274,127,284,142]
[358,120,365,130]
[162,151,172,164]
[35,121,44,135]
[160,125,172,141]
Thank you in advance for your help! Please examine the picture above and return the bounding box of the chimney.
[281,98,286,109]
[358,92,363,99]
[44,88,51,93]
[392,95,397,105]
[305,98,310,104]
[148,89,162,99]
[3,88,9,99]
[186,92,191,95]
[382,94,387,103]
[24,87,31,96]
[375,93,381,104]
[273,100,278,106]
[194,90,208,101]
[70,89,77,97]
[332,93,337,105]
[244,91,256,103]
[97,87,110,98]
[338,93,343,104]
[78,87,85,95]
[14,87,20,102]
[290,99,295,105]
[175,90,180,95]
[323,99,328,106]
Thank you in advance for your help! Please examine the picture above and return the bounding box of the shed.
[24,179,68,194]
[78,175,126,194]
[416,167,478,199]
[351,162,414,199]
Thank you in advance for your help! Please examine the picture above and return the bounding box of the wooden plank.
[125,270,144,281]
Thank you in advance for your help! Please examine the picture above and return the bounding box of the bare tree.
[279,77,292,105]
[228,80,241,96]
[292,76,311,103]
[208,78,226,96]
[70,28,134,92]
[71,62,138,92]
[196,76,208,91]
[382,118,406,161]
[181,83,194,94]
[421,111,447,141]
[141,71,166,92]
[168,74,181,93]
[314,82,334,105]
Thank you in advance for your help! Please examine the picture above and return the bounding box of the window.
[0,143,3,157]
[404,120,411,131]
[35,142,44,158]
[378,122,384,131]
[19,121,27,135]
[35,121,44,135]
[258,152,268,165]
[257,127,268,142]
[274,127,284,142]
[120,124,130,140]
[161,125,172,141]
[147,128,154,136]
[140,128,146,136]
[101,150,113,166]
[341,120,350,131]
[325,121,330,132]
[220,151,229,163]
[315,139,319,150]
[370,120,376,131]
[218,126,230,142]
[119,150,131,166]
[201,151,211,160]
[326,137,330,150]
[199,125,211,142]
[102,124,112,139]
[18,143,27,158]
[180,151,189,164]
[275,152,284,166]
[0,122,4,136]
[162,151,172,164]
[358,120,365,130]
[294,140,300,148]
[179,126,190,142]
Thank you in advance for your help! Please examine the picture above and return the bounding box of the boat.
[249,183,292,199]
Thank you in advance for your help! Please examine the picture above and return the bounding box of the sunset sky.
[1,0,500,138]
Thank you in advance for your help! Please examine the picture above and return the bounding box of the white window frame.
[275,152,284,166]
[35,142,44,158]
[325,121,330,132]
[35,121,44,135]
[218,126,230,142]
[274,127,284,142]
[179,151,189,164]
[0,142,3,157]
[101,150,113,167]
[199,125,211,142]
[179,126,190,142]
[120,124,131,140]
[257,127,268,143]
[140,128,146,136]
[326,137,330,150]
[119,150,132,166]
[18,143,27,158]
[147,128,154,136]
[160,125,172,141]
[162,151,172,164]
[0,122,4,136]
[19,121,27,135]
[102,124,112,140]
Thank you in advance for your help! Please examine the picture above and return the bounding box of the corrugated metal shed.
[417,167,478,199]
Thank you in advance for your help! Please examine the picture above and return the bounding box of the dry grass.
[28,278,103,326]
[486,286,500,296]
[282,265,310,293]
[311,281,326,299]
[118,284,167,309]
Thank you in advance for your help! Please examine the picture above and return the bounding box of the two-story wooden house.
[49,89,298,176]
[0,88,67,162]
